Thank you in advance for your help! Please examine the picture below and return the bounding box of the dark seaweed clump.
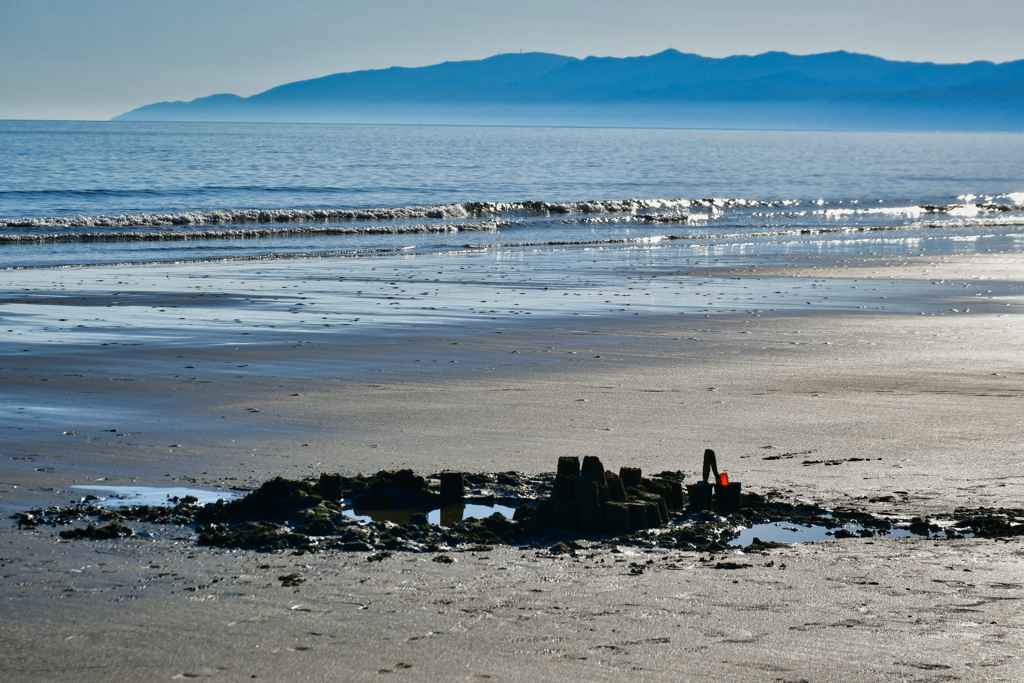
[59,523,133,540]
[12,495,205,531]
[951,508,1024,538]
[190,472,534,552]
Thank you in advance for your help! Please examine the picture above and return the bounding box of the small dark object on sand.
[714,561,751,570]
[59,523,133,540]
[278,573,304,587]
[548,541,579,555]
[907,517,936,536]
[14,512,40,529]
[432,554,454,564]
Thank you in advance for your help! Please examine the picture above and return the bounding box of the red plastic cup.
[719,472,730,486]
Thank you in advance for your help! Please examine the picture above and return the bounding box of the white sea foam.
[817,202,1024,219]
[0,198,706,229]
[0,197,835,230]
[0,205,478,229]
[820,206,925,218]
[0,220,503,245]
[947,204,980,217]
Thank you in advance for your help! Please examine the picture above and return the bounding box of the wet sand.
[2,248,1023,680]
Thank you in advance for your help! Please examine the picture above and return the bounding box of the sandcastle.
[530,456,685,532]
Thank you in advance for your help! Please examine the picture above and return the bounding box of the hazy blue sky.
[3,0,1023,120]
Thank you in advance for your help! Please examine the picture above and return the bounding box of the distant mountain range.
[114,50,1024,131]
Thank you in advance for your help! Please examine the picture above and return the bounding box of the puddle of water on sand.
[69,485,238,508]
[343,503,517,526]
[729,522,865,546]
[727,521,937,546]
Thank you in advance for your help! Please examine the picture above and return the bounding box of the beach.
[5,0,1024,675]
[2,245,1023,681]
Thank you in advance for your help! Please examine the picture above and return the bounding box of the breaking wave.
[817,203,1024,219]
[0,221,504,245]
[0,199,696,229]
[2,196,1021,231]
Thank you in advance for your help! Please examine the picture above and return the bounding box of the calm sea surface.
[1,121,1022,268]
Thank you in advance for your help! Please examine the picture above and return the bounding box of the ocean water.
[1,120,1023,269]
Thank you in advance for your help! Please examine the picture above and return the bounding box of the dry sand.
[2,250,1023,681]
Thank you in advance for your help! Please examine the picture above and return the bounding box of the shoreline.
[2,249,1022,509]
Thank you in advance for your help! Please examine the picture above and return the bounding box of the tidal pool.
[728,521,929,546]
[70,484,238,508]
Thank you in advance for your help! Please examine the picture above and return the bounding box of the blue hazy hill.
[114,50,1024,131]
